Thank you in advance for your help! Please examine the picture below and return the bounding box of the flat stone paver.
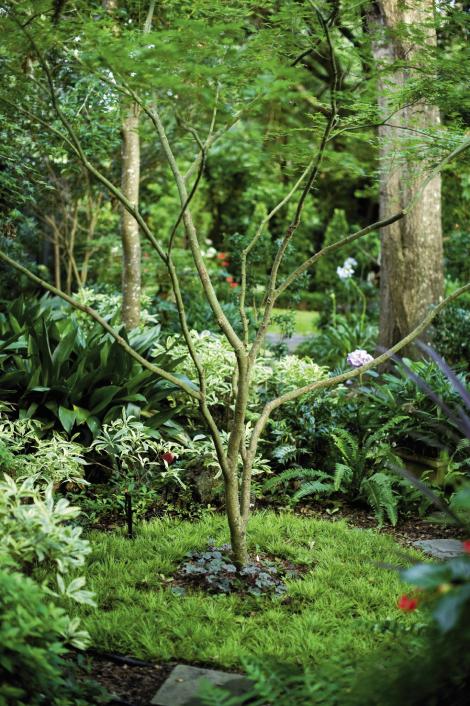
[265,333,309,352]
[413,539,465,560]
[150,664,253,706]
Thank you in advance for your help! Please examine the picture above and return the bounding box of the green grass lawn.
[266,308,319,335]
[72,512,421,668]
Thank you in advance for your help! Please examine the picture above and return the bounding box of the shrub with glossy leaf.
[153,329,273,410]
[0,560,108,706]
[0,296,182,439]
[91,412,185,484]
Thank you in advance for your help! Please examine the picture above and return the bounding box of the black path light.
[124,490,133,539]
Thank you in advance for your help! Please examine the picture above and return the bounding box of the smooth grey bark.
[371,0,444,354]
[120,103,142,329]
[103,0,148,330]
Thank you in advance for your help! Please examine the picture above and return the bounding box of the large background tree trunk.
[371,0,443,354]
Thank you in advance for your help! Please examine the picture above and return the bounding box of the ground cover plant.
[64,513,421,667]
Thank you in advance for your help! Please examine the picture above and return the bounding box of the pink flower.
[347,349,374,367]
[217,252,228,260]
[221,261,230,267]
[226,276,234,283]
[230,282,239,288]
[398,595,418,611]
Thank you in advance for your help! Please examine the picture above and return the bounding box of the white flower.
[347,349,374,367]
[336,257,357,280]
[336,265,353,280]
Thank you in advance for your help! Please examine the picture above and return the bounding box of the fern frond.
[263,467,324,491]
[272,444,298,465]
[293,480,333,502]
[331,428,358,464]
[455,437,470,455]
[366,415,409,446]
[361,472,398,526]
[333,462,353,491]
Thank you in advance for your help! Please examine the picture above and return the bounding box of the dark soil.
[293,501,468,548]
[73,651,173,706]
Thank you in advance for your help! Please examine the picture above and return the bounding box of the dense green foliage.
[0,0,469,703]
[0,296,182,439]
[0,476,102,705]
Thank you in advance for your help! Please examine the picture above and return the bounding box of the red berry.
[162,451,175,464]
[463,540,470,554]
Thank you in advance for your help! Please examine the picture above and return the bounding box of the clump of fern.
[264,421,405,526]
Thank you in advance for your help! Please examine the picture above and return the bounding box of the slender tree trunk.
[119,1,156,329]
[225,471,248,566]
[51,219,61,290]
[120,103,141,329]
[103,0,149,330]
[80,189,101,285]
[370,0,443,354]
[65,204,79,294]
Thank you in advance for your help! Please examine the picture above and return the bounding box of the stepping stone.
[150,664,254,706]
[413,539,465,560]
[265,333,309,353]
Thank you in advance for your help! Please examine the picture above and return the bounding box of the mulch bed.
[73,651,172,706]
[293,502,468,547]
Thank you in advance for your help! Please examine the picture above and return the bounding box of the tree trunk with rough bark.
[370,0,443,354]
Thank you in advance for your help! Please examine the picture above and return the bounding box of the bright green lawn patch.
[75,513,420,668]
[267,308,319,335]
